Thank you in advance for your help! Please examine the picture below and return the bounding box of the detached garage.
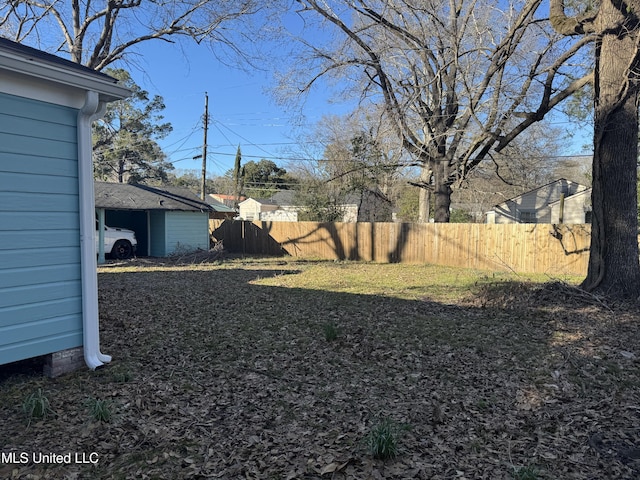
[95,182,213,258]
[0,38,130,373]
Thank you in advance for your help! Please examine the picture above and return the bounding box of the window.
[585,210,592,224]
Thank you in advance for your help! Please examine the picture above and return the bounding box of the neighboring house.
[209,193,246,209]
[549,187,592,224]
[342,189,393,223]
[486,178,590,224]
[0,38,130,373]
[238,189,392,223]
[238,197,283,221]
[205,194,237,219]
[95,182,213,257]
[255,190,299,222]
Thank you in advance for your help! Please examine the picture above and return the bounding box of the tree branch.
[550,0,597,35]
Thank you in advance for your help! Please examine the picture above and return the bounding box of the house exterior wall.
[238,199,260,221]
[149,210,166,257]
[490,180,585,224]
[0,92,83,365]
[165,211,210,254]
[239,199,277,221]
[260,210,298,222]
[342,205,359,223]
[550,191,591,224]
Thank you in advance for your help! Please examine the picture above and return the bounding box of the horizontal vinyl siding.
[149,211,166,257]
[0,92,83,365]
[165,211,209,254]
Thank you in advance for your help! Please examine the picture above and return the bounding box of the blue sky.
[129,40,591,184]
[130,36,354,179]
[108,0,595,185]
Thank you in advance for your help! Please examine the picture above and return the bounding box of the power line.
[211,119,278,159]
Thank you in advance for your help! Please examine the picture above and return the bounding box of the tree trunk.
[582,2,640,296]
[417,165,432,223]
[118,159,125,184]
[418,188,431,223]
[433,184,452,222]
[433,160,452,223]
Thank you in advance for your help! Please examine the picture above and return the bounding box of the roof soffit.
[0,39,129,102]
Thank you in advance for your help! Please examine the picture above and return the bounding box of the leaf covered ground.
[1,256,639,479]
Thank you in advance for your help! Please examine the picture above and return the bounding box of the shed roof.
[205,194,237,213]
[95,182,213,212]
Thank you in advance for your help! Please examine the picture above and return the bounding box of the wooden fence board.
[210,220,599,275]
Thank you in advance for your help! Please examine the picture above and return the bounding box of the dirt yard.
[0,256,639,479]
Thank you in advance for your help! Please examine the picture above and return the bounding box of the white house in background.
[238,189,392,223]
[549,187,592,224]
[0,38,130,375]
[238,197,284,221]
[486,178,591,224]
[238,190,299,222]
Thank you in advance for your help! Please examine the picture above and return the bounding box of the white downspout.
[78,91,111,370]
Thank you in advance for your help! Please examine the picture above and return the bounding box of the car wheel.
[112,240,133,260]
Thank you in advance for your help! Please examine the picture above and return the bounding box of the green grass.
[512,464,541,480]
[364,418,408,460]
[323,322,339,341]
[22,388,54,425]
[250,260,579,302]
[87,398,114,423]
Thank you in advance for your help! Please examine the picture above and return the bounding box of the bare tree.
[452,122,570,220]
[284,0,592,222]
[0,0,263,70]
[550,0,640,296]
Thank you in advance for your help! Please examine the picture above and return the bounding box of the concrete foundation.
[43,347,84,378]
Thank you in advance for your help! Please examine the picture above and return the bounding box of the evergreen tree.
[232,146,245,208]
[92,69,173,184]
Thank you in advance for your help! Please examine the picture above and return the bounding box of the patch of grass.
[323,322,339,341]
[252,261,573,303]
[512,464,541,480]
[110,366,134,383]
[22,388,54,425]
[364,418,407,460]
[87,398,114,423]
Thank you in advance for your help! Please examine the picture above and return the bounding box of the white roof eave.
[0,50,130,102]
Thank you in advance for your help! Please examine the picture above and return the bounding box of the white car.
[96,224,137,260]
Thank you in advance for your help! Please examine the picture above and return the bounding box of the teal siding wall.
[165,211,209,254]
[0,92,83,365]
[149,211,166,257]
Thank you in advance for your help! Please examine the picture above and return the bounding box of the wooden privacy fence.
[210,220,593,275]
[209,220,591,275]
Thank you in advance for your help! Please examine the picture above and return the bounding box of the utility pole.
[201,92,209,200]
